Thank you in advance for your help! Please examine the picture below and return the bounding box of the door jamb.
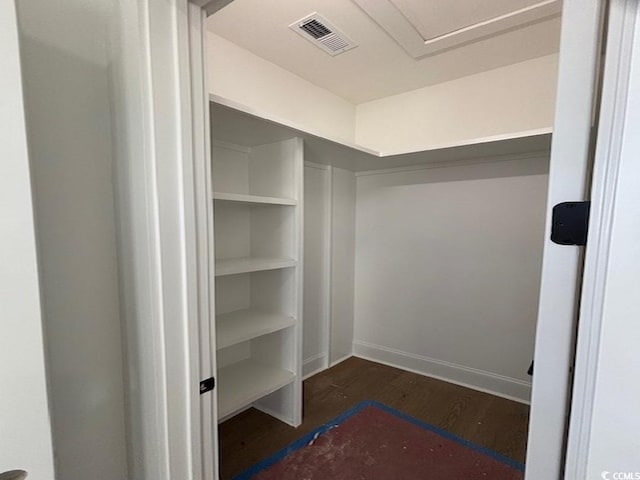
[564,0,639,476]
[525,0,606,478]
[110,1,221,479]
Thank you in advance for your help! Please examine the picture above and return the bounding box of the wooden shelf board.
[216,309,296,350]
[215,257,296,276]
[218,359,295,418]
[213,191,297,206]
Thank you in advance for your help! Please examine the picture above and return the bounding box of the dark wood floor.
[219,357,529,479]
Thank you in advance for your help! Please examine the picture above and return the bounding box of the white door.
[0,1,55,478]
[525,0,606,478]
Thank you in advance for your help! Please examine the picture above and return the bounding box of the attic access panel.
[353,0,561,58]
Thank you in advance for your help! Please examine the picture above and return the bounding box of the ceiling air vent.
[289,13,357,56]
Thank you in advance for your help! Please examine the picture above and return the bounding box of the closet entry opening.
[203,1,602,479]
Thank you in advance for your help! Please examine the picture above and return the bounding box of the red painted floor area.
[251,405,523,480]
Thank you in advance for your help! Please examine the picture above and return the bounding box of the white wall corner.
[353,340,532,403]
[207,32,357,143]
[303,353,329,379]
[355,54,559,154]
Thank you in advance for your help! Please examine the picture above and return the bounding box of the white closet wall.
[303,163,331,377]
[353,155,549,402]
[207,32,557,157]
[356,54,558,154]
[301,163,358,370]
[16,1,128,478]
[330,167,357,364]
[1,2,55,475]
[208,33,356,143]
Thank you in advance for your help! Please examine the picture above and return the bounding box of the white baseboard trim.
[303,353,328,379]
[330,353,352,368]
[352,340,531,404]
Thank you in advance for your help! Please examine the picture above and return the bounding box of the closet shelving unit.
[209,98,553,426]
[212,136,303,426]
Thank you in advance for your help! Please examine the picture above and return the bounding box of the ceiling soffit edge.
[351,0,562,59]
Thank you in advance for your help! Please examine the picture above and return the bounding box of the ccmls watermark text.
[601,472,640,480]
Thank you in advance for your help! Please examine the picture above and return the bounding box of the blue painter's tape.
[232,400,525,479]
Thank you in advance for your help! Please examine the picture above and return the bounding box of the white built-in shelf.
[213,191,297,206]
[218,359,295,418]
[210,96,553,173]
[210,93,378,156]
[215,256,296,276]
[216,309,296,350]
[212,134,303,426]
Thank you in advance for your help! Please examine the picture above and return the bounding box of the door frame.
[111,0,634,478]
[525,0,606,478]
[110,1,224,479]
[564,0,640,476]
